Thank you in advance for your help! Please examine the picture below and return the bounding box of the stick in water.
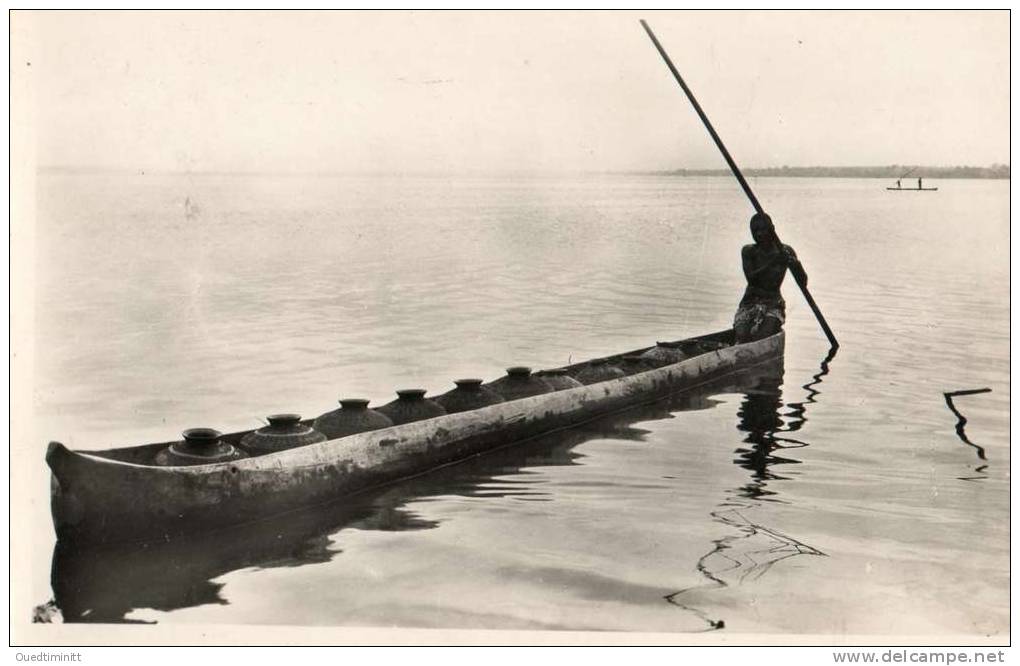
[639,19,839,350]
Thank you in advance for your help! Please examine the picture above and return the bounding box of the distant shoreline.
[638,165,1010,180]
[38,164,1010,179]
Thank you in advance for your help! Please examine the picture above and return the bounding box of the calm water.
[30,172,1009,635]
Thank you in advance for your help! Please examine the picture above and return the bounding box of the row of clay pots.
[156,343,698,466]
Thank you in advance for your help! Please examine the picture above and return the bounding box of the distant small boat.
[888,174,937,191]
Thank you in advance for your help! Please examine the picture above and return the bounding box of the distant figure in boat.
[918,177,922,189]
[895,179,901,189]
[733,213,807,344]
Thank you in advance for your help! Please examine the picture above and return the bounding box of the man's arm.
[783,245,808,285]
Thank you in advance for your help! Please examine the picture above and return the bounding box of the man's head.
[750,212,776,245]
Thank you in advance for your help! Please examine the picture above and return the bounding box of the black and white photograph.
[10,9,1010,648]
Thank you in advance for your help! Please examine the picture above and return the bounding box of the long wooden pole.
[640,20,839,350]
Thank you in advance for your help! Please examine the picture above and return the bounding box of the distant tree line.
[652,164,1010,179]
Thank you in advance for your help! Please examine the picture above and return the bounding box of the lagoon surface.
[28,172,1009,635]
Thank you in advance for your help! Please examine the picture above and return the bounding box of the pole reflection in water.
[943,388,992,481]
[666,351,834,631]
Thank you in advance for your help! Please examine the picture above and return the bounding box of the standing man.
[734,213,807,343]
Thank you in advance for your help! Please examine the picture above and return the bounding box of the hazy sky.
[12,10,1010,173]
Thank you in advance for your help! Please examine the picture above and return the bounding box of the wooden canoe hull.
[47,330,784,546]
[51,358,787,622]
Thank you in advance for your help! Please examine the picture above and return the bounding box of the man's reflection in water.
[729,350,835,504]
[730,370,796,503]
[666,361,828,631]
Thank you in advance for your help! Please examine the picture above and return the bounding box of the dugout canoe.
[50,357,786,623]
[46,328,784,546]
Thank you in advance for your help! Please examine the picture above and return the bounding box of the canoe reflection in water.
[51,487,445,623]
[50,358,796,625]
[666,354,833,631]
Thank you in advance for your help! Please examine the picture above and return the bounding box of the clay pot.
[313,399,394,440]
[156,428,246,467]
[484,367,553,401]
[376,389,447,425]
[240,414,327,453]
[536,368,584,391]
[435,379,506,415]
[576,358,627,385]
[640,342,689,367]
